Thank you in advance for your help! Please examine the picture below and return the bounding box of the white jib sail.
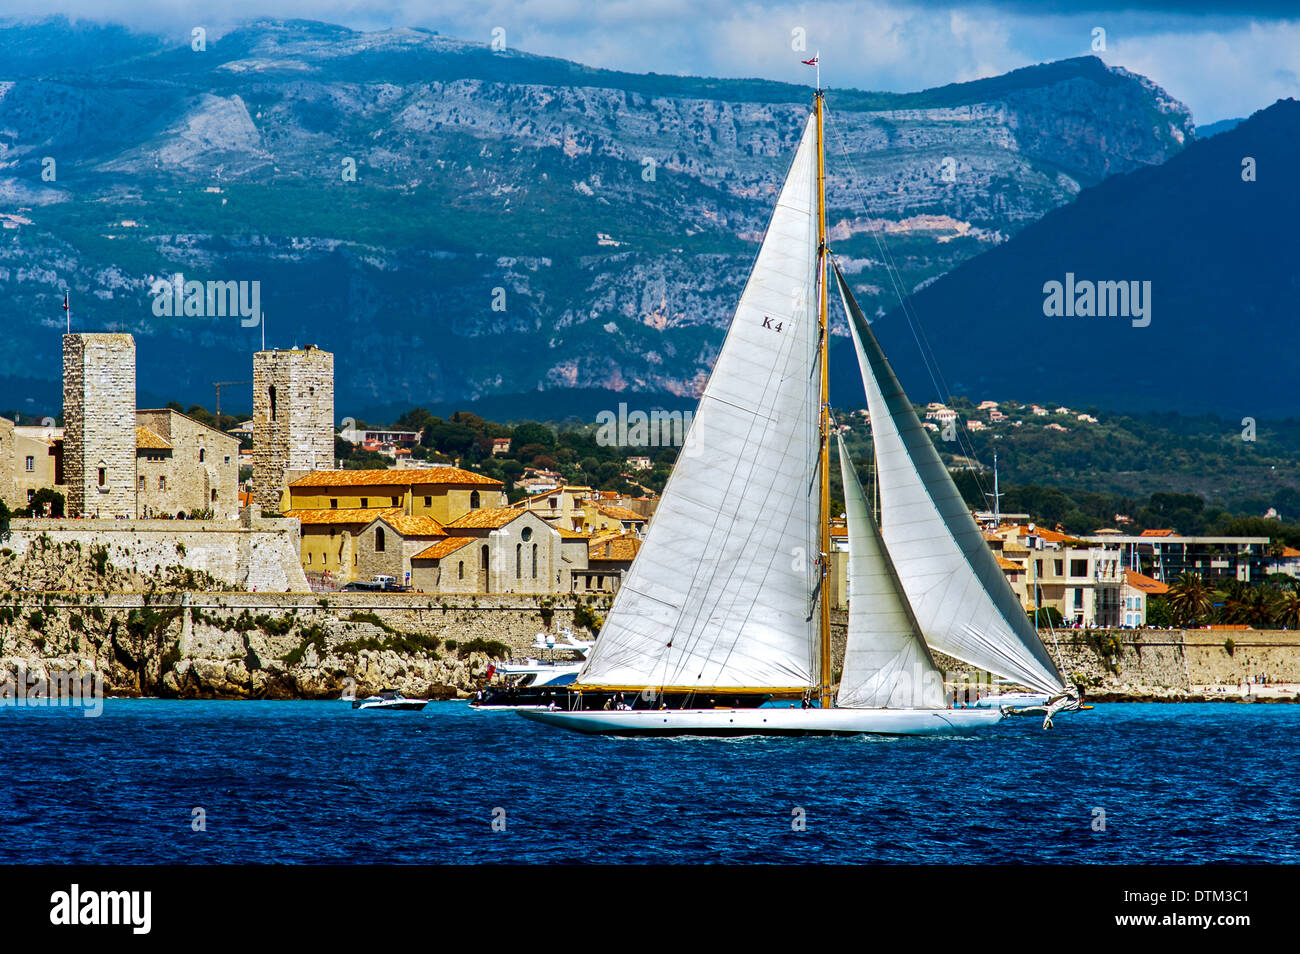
[577,113,823,691]
[835,265,1066,695]
[835,433,945,709]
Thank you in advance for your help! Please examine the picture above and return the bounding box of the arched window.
[268,385,277,421]
[470,490,481,509]
[457,561,464,580]
[480,545,489,570]
[515,543,522,578]
[375,527,385,552]
[199,447,206,463]
[531,543,538,579]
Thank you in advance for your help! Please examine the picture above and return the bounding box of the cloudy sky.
[4,1,1298,123]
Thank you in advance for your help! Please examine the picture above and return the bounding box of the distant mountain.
[859,99,1300,416]
[1196,117,1244,138]
[0,17,1192,418]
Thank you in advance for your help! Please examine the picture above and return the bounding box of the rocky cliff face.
[0,537,599,700]
[0,18,1193,414]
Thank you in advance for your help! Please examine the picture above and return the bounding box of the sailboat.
[519,84,1080,737]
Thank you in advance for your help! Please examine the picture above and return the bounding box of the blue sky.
[6,1,1299,123]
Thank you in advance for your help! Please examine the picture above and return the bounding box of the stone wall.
[252,347,334,513]
[1,517,309,592]
[0,590,611,699]
[933,628,1300,699]
[63,333,136,518]
[0,417,14,511]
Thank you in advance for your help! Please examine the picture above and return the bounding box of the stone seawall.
[0,587,1296,702]
[934,628,1300,701]
[1,517,309,592]
[0,591,612,700]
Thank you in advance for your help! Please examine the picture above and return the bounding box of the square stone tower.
[63,333,137,519]
[252,345,334,513]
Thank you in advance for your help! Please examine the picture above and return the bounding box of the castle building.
[135,409,241,519]
[252,346,334,513]
[63,333,136,518]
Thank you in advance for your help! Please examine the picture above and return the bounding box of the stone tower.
[63,333,137,519]
[252,346,334,513]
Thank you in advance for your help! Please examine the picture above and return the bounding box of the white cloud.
[2,1,1295,122]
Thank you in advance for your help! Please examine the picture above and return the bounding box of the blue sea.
[1,700,1295,864]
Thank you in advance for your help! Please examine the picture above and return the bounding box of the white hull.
[518,706,1002,737]
[352,700,428,711]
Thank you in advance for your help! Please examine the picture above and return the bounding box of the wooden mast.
[815,87,832,708]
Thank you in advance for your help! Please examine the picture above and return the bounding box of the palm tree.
[1246,585,1279,629]
[1166,573,1214,627]
[1275,587,1300,629]
[1216,580,1253,625]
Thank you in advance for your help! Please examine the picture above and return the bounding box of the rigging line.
[828,244,995,521]
[823,111,995,506]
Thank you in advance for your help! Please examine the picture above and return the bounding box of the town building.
[513,485,594,532]
[410,508,564,595]
[0,420,63,513]
[577,531,642,594]
[1121,570,1169,627]
[987,524,1122,626]
[286,467,506,524]
[288,507,394,581]
[582,503,648,538]
[63,333,136,518]
[252,346,334,513]
[354,512,450,588]
[1079,530,1270,583]
[135,409,241,519]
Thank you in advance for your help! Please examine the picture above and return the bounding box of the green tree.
[26,488,64,517]
[1145,596,1174,627]
[511,421,555,452]
[1166,574,1214,627]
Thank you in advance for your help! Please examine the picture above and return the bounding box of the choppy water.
[1,700,1295,864]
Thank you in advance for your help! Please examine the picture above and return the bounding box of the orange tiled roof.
[589,532,642,562]
[373,513,447,536]
[1124,570,1169,594]
[596,504,646,522]
[412,537,476,560]
[995,555,1023,571]
[1140,528,1176,537]
[557,527,590,540]
[289,467,502,488]
[1027,525,1085,545]
[1281,546,1300,558]
[445,507,525,529]
[285,507,399,526]
[135,426,172,450]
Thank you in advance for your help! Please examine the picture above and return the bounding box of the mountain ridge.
[0,17,1194,416]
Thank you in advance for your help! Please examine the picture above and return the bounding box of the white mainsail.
[835,433,945,709]
[834,264,1066,695]
[577,113,823,691]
